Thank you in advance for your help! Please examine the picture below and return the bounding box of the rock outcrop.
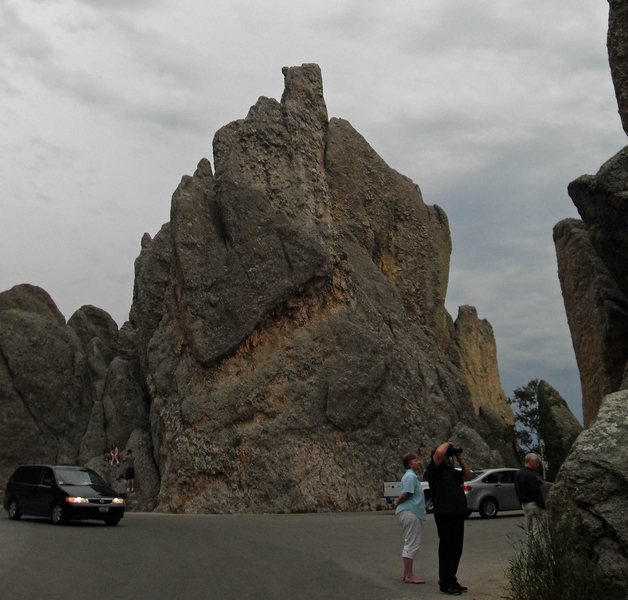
[453,305,513,426]
[451,306,518,465]
[553,217,628,424]
[569,148,628,301]
[536,380,582,480]
[550,390,628,585]
[0,285,157,509]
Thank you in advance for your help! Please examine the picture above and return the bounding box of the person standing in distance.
[424,442,472,595]
[124,448,136,493]
[514,452,546,532]
[392,453,427,584]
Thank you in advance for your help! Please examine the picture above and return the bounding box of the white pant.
[397,510,422,559]
[521,502,543,532]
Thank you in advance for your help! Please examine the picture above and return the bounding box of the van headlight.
[112,497,125,505]
[66,497,89,504]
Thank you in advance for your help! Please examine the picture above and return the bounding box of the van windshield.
[54,467,106,486]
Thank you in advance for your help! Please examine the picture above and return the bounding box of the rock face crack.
[278,235,294,273]
[211,198,233,250]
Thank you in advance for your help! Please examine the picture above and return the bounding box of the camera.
[446,445,463,457]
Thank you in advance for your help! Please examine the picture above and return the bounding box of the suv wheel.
[51,503,65,525]
[479,497,498,518]
[8,499,21,520]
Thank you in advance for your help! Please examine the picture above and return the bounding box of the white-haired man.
[514,453,546,532]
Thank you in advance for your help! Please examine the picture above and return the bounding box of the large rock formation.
[0,64,514,514]
[551,2,628,588]
[129,64,514,513]
[536,380,582,481]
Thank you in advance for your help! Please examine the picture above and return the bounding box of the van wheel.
[479,497,498,518]
[51,503,65,525]
[104,517,120,526]
[8,499,21,520]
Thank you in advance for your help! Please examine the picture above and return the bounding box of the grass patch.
[503,504,623,600]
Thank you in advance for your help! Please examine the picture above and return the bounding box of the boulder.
[550,390,628,588]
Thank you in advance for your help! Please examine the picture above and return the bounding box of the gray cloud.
[75,0,161,11]
[2,0,622,425]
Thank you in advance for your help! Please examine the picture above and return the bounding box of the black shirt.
[424,457,467,514]
[514,467,546,508]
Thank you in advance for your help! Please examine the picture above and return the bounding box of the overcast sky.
[1,0,626,423]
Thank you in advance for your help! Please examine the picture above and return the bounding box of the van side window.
[12,466,43,484]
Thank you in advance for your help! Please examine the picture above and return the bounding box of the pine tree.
[508,379,547,473]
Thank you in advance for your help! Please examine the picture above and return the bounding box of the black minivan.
[3,465,125,526]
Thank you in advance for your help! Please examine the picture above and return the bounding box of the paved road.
[0,510,525,599]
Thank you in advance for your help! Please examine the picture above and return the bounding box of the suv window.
[11,466,43,484]
[482,473,499,484]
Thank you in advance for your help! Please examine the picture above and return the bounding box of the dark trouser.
[434,513,465,588]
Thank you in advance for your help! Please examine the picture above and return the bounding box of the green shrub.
[504,504,623,600]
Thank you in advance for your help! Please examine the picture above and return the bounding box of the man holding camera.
[424,441,472,595]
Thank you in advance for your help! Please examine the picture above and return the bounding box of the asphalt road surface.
[0,510,526,600]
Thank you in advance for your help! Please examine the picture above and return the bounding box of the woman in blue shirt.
[392,453,427,584]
